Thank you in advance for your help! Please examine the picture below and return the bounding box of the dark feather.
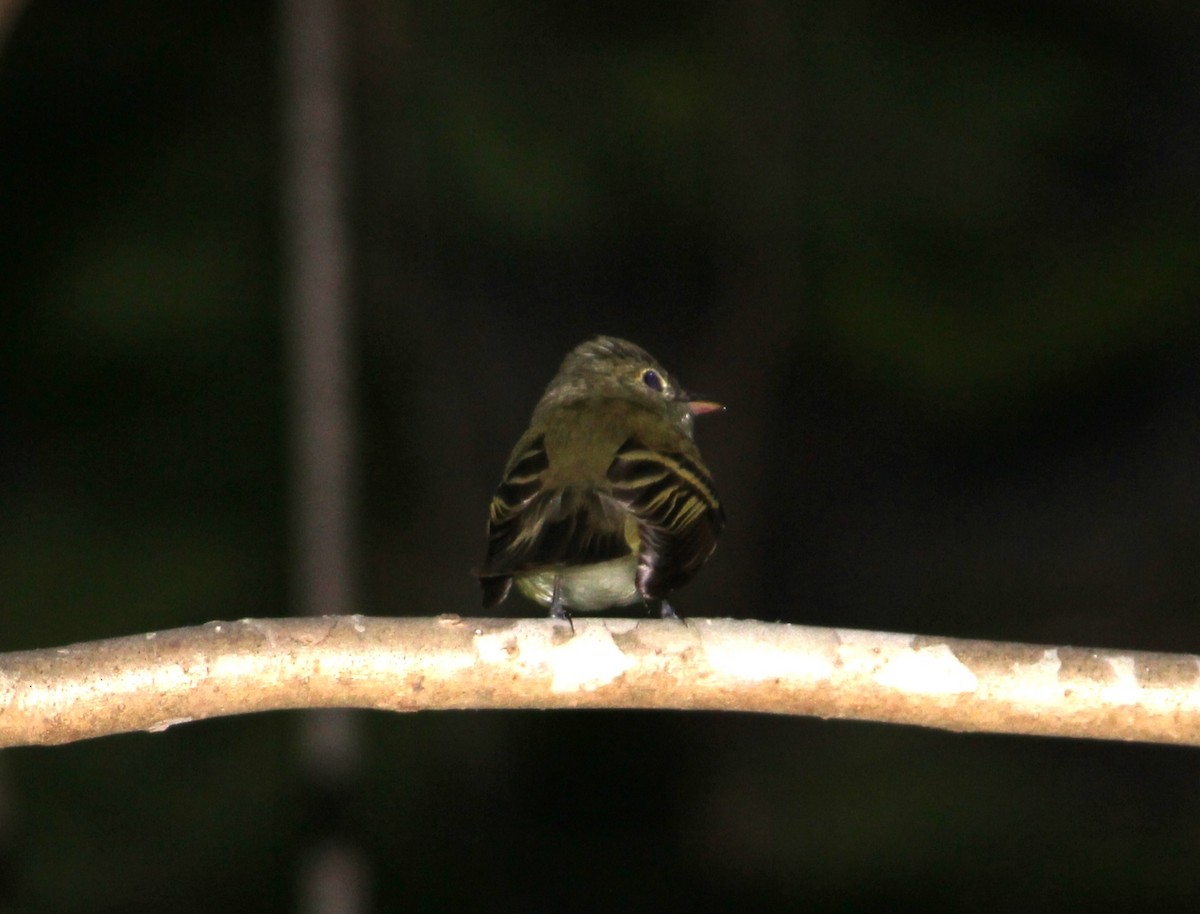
[477,435,634,607]
[606,438,724,601]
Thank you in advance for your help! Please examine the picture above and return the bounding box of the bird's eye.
[641,369,665,392]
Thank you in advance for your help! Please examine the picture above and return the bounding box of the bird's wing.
[478,434,632,607]
[605,438,724,601]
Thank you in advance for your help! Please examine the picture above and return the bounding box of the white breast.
[515,555,641,611]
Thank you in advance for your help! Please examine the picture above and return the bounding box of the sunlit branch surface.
[1,616,1198,748]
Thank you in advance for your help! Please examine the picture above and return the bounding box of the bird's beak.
[687,399,724,416]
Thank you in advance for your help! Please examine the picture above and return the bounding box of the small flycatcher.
[477,336,724,620]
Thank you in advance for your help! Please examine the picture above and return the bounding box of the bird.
[476,335,724,622]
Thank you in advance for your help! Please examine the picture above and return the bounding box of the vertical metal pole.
[0,1,27,54]
[280,1,368,912]
[0,3,27,905]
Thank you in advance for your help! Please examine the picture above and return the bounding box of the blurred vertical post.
[0,2,27,905]
[280,1,369,913]
[0,0,26,53]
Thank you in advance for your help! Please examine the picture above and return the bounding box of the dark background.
[3,2,1200,911]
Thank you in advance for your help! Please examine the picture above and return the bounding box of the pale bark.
[1,616,1198,748]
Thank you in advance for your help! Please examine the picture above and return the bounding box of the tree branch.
[1,616,1198,748]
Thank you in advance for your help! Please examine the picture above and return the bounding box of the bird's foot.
[549,575,574,633]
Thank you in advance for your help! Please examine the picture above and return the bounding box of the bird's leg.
[657,599,679,621]
[548,573,574,633]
